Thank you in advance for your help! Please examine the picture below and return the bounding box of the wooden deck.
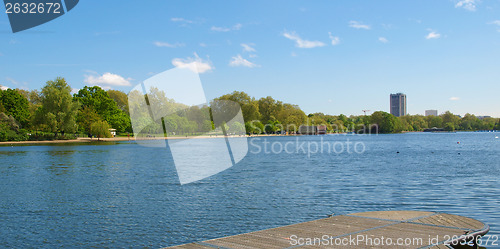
[166,211,489,249]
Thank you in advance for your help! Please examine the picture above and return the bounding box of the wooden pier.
[166,211,489,249]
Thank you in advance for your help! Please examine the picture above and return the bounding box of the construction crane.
[362,110,371,116]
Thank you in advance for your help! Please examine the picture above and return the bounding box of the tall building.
[390,93,407,117]
[425,110,438,116]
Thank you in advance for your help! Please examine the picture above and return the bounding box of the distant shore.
[0,134,279,146]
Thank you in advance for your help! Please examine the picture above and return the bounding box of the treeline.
[307,111,500,134]
[0,77,130,141]
[217,91,500,134]
[1,78,499,142]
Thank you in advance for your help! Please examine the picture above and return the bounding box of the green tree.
[264,119,281,134]
[246,120,264,134]
[444,122,455,132]
[74,86,130,132]
[277,103,307,133]
[107,90,129,115]
[426,115,443,128]
[90,120,112,141]
[258,96,283,124]
[228,121,245,134]
[76,106,102,133]
[459,113,477,131]
[216,91,260,122]
[36,77,79,135]
[441,111,460,128]
[0,88,30,127]
[370,111,400,133]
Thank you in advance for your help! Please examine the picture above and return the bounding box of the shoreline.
[0,134,283,146]
[1,131,494,146]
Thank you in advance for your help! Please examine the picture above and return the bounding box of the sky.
[1,0,500,117]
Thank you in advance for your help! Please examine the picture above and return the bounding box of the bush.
[444,122,455,132]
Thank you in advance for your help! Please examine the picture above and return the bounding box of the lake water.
[0,132,499,248]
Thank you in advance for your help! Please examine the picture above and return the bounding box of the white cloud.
[5,77,23,86]
[172,53,214,73]
[71,88,80,95]
[249,54,258,58]
[349,21,371,30]
[328,32,340,45]
[410,18,422,24]
[153,41,185,48]
[291,52,297,57]
[211,23,242,32]
[241,43,256,52]
[426,31,441,39]
[171,17,193,24]
[199,43,207,47]
[379,37,389,43]
[84,72,132,87]
[490,20,500,26]
[455,0,477,11]
[229,55,259,68]
[283,31,326,48]
[450,97,460,101]
[0,85,9,90]
[211,26,230,32]
[233,23,242,30]
[83,69,98,74]
[488,20,500,31]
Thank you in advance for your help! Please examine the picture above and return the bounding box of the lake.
[0,132,499,248]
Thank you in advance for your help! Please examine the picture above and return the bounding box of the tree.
[495,119,500,130]
[444,122,455,132]
[459,113,477,131]
[36,77,78,135]
[216,91,260,122]
[0,88,30,127]
[370,111,400,133]
[258,96,283,124]
[0,113,20,131]
[441,111,460,128]
[201,120,214,132]
[229,121,245,135]
[107,90,129,114]
[0,113,26,142]
[246,120,264,134]
[277,103,307,132]
[264,119,281,134]
[76,106,102,133]
[426,115,443,128]
[74,86,130,132]
[90,120,112,141]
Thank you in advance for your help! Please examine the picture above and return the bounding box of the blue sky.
[1,0,500,117]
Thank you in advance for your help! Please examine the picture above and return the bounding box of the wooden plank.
[167,243,215,249]
[348,211,434,221]
[164,211,488,249]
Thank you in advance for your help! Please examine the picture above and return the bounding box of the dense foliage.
[74,86,130,133]
[0,78,499,141]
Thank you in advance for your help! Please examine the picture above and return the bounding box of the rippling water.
[0,132,499,248]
